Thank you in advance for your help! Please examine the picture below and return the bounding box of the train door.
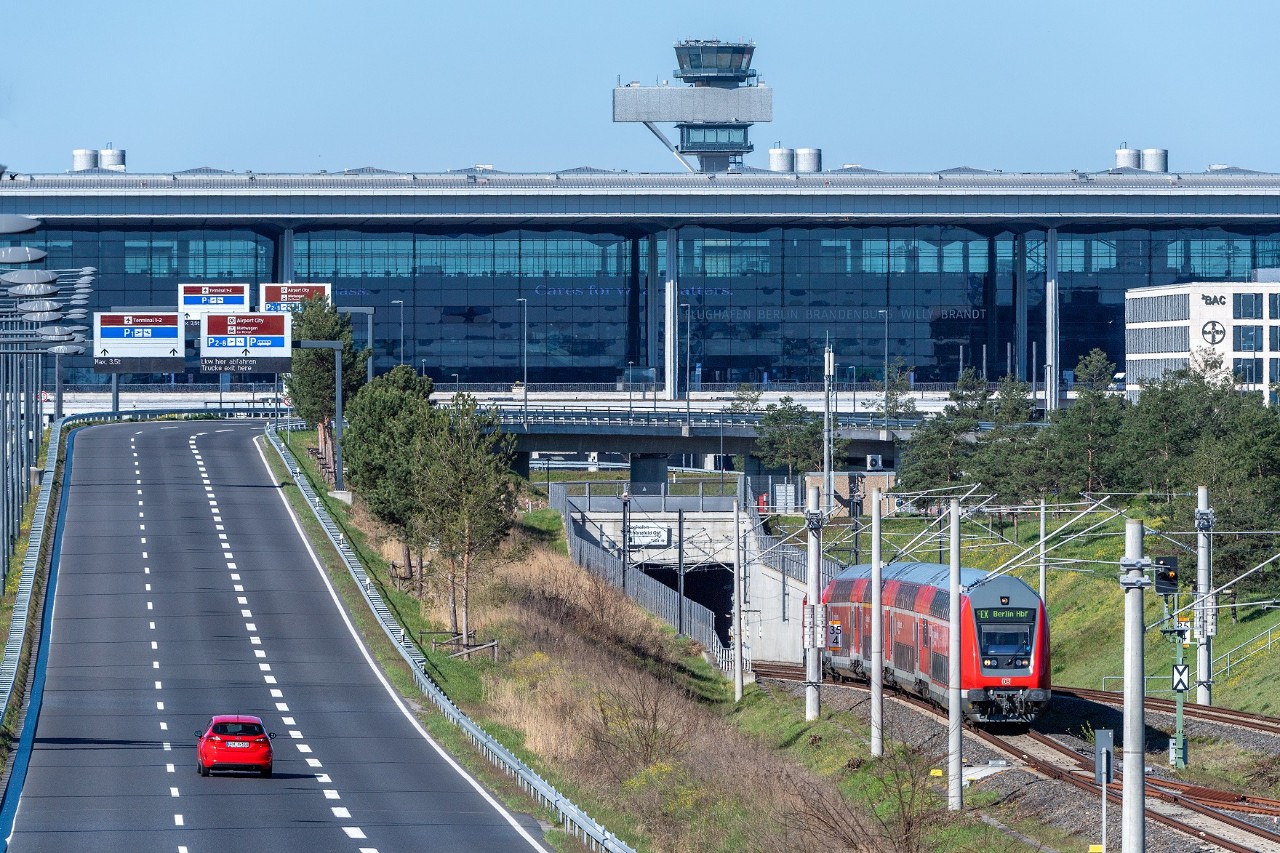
[919,618,930,680]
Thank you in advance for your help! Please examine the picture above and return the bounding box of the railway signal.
[1153,556,1178,597]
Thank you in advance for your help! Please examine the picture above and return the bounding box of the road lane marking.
[169,788,179,798]
[257,437,549,851]
[332,807,350,818]
[174,815,183,826]
[324,789,339,800]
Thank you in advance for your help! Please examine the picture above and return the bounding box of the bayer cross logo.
[1202,320,1226,345]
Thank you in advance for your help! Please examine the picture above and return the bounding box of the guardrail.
[265,423,636,853]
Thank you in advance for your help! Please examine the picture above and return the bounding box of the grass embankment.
[772,504,1280,800]
[275,433,1049,852]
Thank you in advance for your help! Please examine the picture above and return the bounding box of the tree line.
[895,349,1280,595]
[284,298,516,641]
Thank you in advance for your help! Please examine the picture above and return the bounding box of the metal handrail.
[1213,622,1280,679]
[265,423,635,853]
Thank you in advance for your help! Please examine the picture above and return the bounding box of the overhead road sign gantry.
[200,312,292,373]
[93,312,185,373]
[260,282,331,312]
[179,283,250,320]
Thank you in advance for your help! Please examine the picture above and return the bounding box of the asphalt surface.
[6,421,547,852]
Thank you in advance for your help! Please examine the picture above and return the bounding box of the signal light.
[1153,556,1178,596]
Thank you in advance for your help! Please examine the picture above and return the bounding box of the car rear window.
[212,722,264,736]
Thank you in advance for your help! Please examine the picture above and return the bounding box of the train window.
[979,625,1032,656]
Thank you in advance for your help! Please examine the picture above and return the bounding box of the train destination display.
[199,312,292,372]
[93,312,185,373]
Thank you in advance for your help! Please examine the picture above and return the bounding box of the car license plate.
[225,741,250,748]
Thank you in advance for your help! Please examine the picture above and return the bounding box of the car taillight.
[254,737,268,744]
[210,736,222,743]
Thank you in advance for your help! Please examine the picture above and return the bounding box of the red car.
[195,715,276,777]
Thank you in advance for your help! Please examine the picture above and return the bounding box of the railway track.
[754,663,1280,852]
[1056,685,1280,737]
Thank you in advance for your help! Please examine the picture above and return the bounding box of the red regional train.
[820,562,1051,723]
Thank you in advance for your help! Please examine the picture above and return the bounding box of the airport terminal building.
[7,153,1280,391]
[5,43,1280,390]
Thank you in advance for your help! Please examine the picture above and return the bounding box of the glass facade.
[14,221,1280,386]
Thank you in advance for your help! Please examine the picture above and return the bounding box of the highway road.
[4,421,546,852]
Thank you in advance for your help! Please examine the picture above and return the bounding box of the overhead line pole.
[1121,519,1149,853]
[870,487,884,757]
[947,498,963,811]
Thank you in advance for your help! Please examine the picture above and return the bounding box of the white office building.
[1125,277,1280,397]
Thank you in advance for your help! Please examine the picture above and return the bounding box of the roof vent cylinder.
[98,149,126,171]
[768,147,795,172]
[71,149,99,171]
[1114,147,1141,169]
[1140,148,1168,173]
[794,147,822,173]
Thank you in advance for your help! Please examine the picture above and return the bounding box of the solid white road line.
[254,436,549,851]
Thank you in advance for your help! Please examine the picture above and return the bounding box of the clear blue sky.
[4,0,1277,176]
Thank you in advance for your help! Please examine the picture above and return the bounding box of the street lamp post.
[517,297,528,424]
[391,299,404,365]
[337,306,375,384]
[420,358,427,377]
[627,360,634,415]
[451,373,459,391]
[681,303,691,425]
[299,340,345,490]
[879,308,890,431]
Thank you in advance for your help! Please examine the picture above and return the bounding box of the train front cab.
[963,577,1051,723]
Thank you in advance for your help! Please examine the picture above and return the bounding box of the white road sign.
[199,312,292,372]
[260,282,331,312]
[179,283,251,320]
[93,312,185,373]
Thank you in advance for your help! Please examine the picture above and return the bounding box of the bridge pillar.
[510,451,530,479]
[629,453,669,494]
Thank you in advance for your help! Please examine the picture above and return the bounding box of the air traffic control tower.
[614,40,773,172]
